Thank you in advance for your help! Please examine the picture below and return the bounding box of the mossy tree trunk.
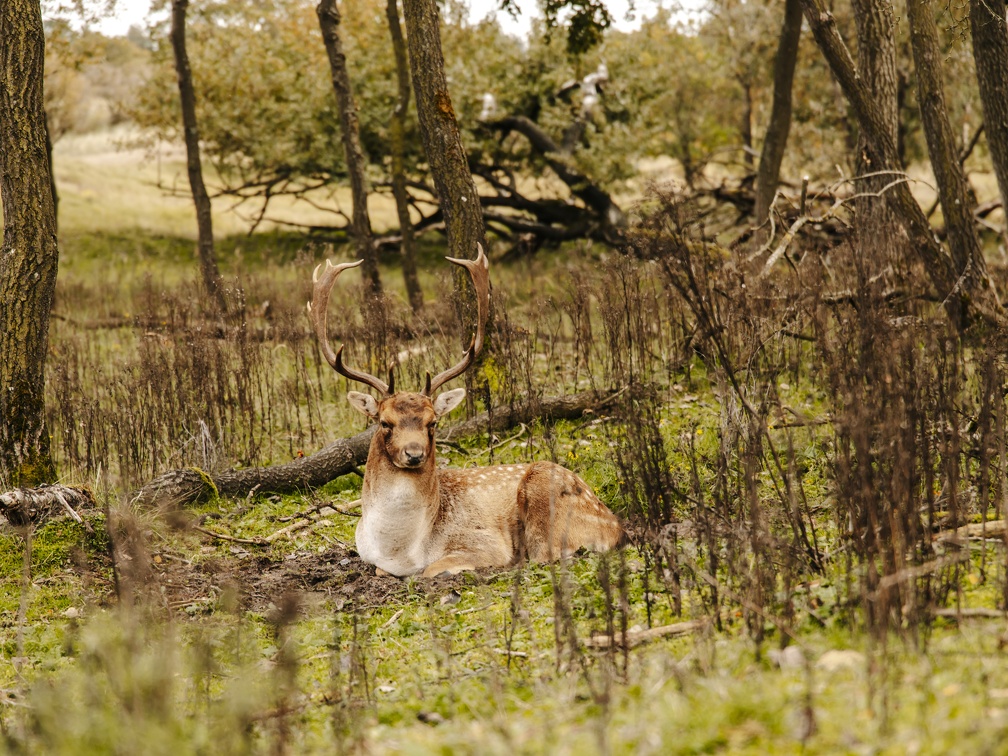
[170,0,228,316]
[850,0,900,252]
[753,0,803,224]
[970,0,1008,245]
[317,0,382,296]
[800,0,1002,331]
[906,0,993,306]
[401,0,487,263]
[0,0,59,486]
[386,0,424,312]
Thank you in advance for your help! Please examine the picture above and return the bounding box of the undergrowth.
[5,191,1008,751]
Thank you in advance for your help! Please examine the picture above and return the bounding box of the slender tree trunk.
[970,0,1008,244]
[0,0,59,486]
[400,0,487,263]
[906,0,992,301]
[851,0,900,250]
[799,0,1002,330]
[170,0,228,316]
[386,0,423,312]
[739,78,754,170]
[317,0,382,295]
[44,112,58,232]
[754,0,802,224]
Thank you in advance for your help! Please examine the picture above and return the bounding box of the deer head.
[306,245,490,470]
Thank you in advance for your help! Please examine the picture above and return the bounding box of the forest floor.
[3,130,1008,753]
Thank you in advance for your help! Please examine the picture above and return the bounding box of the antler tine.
[307,258,390,396]
[424,244,490,396]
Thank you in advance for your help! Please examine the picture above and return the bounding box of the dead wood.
[583,618,708,649]
[936,519,1007,541]
[133,389,620,509]
[0,484,96,528]
[931,607,1004,619]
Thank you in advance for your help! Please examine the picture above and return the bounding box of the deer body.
[308,247,623,578]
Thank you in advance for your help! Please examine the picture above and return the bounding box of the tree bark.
[799,0,1001,330]
[0,0,59,487]
[0,485,95,528]
[754,0,803,224]
[386,0,424,311]
[906,0,993,305]
[134,389,617,507]
[970,0,1008,244]
[317,0,382,295]
[170,0,228,316]
[401,0,487,263]
[739,78,754,170]
[850,0,900,246]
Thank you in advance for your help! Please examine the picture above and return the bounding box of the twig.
[381,609,405,629]
[875,552,969,593]
[265,519,314,543]
[191,524,269,546]
[583,619,708,649]
[473,424,528,458]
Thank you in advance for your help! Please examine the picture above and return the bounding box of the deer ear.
[347,391,379,419]
[433,388,466,418]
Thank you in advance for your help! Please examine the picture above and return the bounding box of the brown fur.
[354,392,623,577]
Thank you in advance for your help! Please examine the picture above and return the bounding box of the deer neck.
[355,432,440,575]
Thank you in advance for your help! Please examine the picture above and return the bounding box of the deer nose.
[403,445,426,467]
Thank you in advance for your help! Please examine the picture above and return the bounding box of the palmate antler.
[307,244,490,396]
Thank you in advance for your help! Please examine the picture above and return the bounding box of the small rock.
[816,649,865,673]
[339,558,351,567]
[377,684,396,694]
[417,711,444,725]
[768,645,806,670]
[63,607,80,619]
[440,590,461,606]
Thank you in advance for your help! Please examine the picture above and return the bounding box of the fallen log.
[936,519,1007,541]
[133,389,620,509]
[0,484,96,528]
[583,618,708,649]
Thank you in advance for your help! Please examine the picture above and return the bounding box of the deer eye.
[380,421,393,431]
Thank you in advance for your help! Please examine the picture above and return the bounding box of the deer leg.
[422,554,479,578]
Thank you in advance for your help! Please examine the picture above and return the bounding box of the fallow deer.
[307,246,623,577]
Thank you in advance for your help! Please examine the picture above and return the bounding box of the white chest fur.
[355,475,434,576]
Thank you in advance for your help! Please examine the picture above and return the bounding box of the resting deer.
[307,246,623,577]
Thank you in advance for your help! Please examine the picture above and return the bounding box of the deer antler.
[307,258,391,396]
[424,244,491,396]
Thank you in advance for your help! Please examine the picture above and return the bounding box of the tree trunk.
[386,0,424,312]
[850,0,900,250]
[799,0,1002,330]
[401,0,487,263]
[170,0,228,316]
[970,0,1008,244]
[906,0,993,303]
[0,0,59,487]
[317,0,382,295]
[754,0,803,224]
